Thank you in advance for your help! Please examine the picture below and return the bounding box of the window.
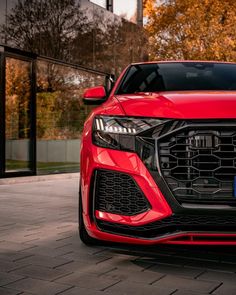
[116,62,236,94]
[113,0,137,22]
[90,0,106,8]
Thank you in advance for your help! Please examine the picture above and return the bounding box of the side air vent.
[94,170,151,216]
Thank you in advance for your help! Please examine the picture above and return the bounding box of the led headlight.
[92,116,165,151]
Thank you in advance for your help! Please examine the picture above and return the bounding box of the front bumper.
[81,143,236,245]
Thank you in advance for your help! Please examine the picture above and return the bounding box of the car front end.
[80,61,236,245]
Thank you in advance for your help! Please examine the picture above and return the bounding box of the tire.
[79,190,99,246]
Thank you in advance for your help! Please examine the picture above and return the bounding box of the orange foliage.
[144,0,236,61]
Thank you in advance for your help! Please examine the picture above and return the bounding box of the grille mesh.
[159,128,236,204]
[94,170,150,216]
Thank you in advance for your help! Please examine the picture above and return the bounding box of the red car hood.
[114,91,236,119]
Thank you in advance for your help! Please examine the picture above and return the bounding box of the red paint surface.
[80,61,236,245]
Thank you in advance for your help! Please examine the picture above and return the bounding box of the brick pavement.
[0,174,236,295]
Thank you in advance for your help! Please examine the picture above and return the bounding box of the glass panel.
[0,1,6,43]
[2,0,145,75]
[113,0,138,23]
[5,57,32,172]
[36,59,106,174]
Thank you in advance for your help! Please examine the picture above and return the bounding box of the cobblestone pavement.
[0,174,236,295]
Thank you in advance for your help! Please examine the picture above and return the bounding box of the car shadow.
[107,244,236,273]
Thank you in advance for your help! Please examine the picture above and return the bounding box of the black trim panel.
[96,214,236,239]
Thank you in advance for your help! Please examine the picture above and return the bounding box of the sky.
[89,0,106,8]
[87,0,137,22]
[113,0,137,21]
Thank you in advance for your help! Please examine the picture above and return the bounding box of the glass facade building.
[0,0,145,75]
[0,0,146,178]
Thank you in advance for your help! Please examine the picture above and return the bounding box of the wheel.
[79,190,99,246]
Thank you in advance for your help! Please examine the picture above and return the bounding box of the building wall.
[0,0,146,176]
[6,139,81,163]
[3,52,108,175]
[0,0,146,76]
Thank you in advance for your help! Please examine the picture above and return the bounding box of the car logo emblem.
[188,134,219,149]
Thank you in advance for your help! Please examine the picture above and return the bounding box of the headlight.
[92,116,166,151]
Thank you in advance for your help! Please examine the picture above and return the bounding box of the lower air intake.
[94,170,150,216]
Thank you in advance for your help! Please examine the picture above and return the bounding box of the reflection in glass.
[0,0,6,43]
[5,57,32,172]
[36,59,106,174]
[1,0,146,76]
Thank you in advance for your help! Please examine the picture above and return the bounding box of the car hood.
[114,91,236,119]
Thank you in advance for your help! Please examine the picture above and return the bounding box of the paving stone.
[4,277,71,295]
[152,275,219,293]
[12,265,72,281]
[55,260,93,273]
[146,263,204,279]
[173,251,220,263]
[197,270,236,282]
[0,287,24,295]
[60,251,112,264]
[184,259,236,272]
[56,286,104,295]
[0,272,25,286]
[0,260,29,272]
[0,251,35,263]
[54,271,121,291]
[59,261,116,276]
[173,290,208,295]
[0,241,35,252]
[101,268,164,284]
[136,254,187,266]
[213,284,236,295]
[14,254,73,268]
[105,256,152,271]
[21,245,75,258]
[104,280,176,295]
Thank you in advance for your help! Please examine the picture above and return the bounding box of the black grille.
[96,214,236,239]
[159,125,236,204]
[94,170,150,216]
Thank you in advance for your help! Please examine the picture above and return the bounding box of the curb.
[0,172,80,185]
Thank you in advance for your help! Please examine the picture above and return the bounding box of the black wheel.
[79,190,99,246]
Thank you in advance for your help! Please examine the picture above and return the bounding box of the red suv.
[79,61,236,246]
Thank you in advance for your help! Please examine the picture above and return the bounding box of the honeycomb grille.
[159,127,236,204]
[94,170,150,216]
[97,214,236,238]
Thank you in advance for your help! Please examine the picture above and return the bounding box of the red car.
[79,61,236,246]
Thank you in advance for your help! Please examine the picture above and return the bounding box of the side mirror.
[83,86,107,105]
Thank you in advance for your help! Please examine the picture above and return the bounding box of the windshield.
[116,62,236,94]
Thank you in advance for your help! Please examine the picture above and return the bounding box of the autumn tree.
[1,0,88,61]
[145,0,236,61]
[71,10,148,75]
[1,0,147,74]
[5,59,31,139]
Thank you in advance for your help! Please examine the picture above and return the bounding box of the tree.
[69,6,148,75]
[5,58,31,139]
[1,0,87,61]
[36,60,96,139]
[145,0,236,61]
[1,0,147,74]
